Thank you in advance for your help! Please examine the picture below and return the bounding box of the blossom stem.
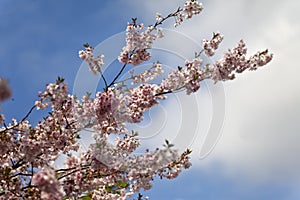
[99,67,108,88]
[0,105,36,134]
[106,63,128,90]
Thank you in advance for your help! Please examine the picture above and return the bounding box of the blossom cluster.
[115,133,140,155]
[160,57,205,95]
[211,40,273,82]
[0,78,12,102]
[0,0,273,199]
[131,62,164,85]
[202,32,224,56]
[118,23,163,66]
[90,84,165,133]
[159,39,273,95]
[183,0,203,19]
[93,88,127,133]
[0,78,10,124]
[79,44,105,75]
[127,83,165,123]
[174,0,203,27]
[32,167,64,200]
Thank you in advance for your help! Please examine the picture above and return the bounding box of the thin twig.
[152,7,183,30]
[0,105,36,134]
[106,8,183,90]
[99,67,108,88]
[106,62,128,90]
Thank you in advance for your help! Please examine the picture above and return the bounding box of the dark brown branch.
[155,90,173,96]
[106,8,183,91]
[0,105,36,134]
[152,7,182,30]
[11,159,25,170]
[99,67,108,88]
[10,172,33,179]
[58,165,91,180]
[106,62,128,90]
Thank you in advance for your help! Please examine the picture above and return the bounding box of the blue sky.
[1,0,300,199]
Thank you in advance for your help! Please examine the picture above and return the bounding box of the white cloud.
[126,0,300,186]
[201,0,300,184]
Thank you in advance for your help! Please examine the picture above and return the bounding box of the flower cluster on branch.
[0,1,272,199]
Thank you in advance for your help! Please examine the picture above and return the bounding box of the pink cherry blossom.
[79,44,104,75]
[202,32,224,57]
[183,0,203,19]
[0,1,273,199]
[0,78,12,102]
[118,23,160,66]
[131,62,164,85]
[211,40,273,82]
[127,83,165,123]
[32,167,64,200]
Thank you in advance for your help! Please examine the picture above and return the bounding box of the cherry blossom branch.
[57,165,91,180]
[11,159,25,170]
[0,1,273,199]
[56,162,91,173]
[106,62,128,90]
[0,105,36,134]
[152,7,182,29]
[104,5,191,89]
[99,67,108,88]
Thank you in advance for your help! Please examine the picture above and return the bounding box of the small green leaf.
[164,139,175,148]
[80,195,92,200]
[56,76,65,84]
[105,184,113,193]
[117,180,128,188]
[132,17,137,26]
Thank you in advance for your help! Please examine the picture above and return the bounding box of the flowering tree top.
[0,1,272,199]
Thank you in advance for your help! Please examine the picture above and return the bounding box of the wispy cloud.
[127,0,300,189]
